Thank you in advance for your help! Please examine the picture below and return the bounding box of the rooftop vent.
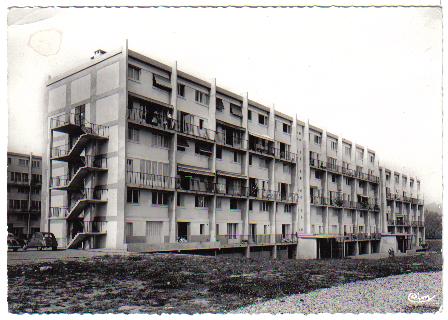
[90,49,106,60]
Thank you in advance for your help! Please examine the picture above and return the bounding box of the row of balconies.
[388,219,424,227]
[386,192,424,205]
[310,159,380,184]
[49,188,108,219]
[127,107,297,163]
[310,196,380,211]
[126,171,299,202]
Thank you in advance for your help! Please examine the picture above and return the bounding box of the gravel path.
[237,272,442,314]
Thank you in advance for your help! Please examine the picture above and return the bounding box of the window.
[410,179,414,188]
[315,171,321,180]
[216,98,224,111]
[248,110,252,121]
[284,204,292,213]
[126,159,134,172]
[260,202,270,212]
[344,145,351,156]
[369,153,375,164]
[32,160,40,168]
[282,123,291,134]
[152,133,170,148]
[199,119,204,129]
[152,191,168,205]
[314,134,321,145]
[386,173,390,181]
[233,152,241,163]
[19,159,29,167]
[227,223,237,239]
[345,177,351,186]
[20,200,28,209]
[22,173,28,182]
[259,158,269,169]
[128,126,139,142]
[230,103,243,118]
[7,157,11,165]
[395,174,399,184]
[128,65,141,81]
[249,200,253,211]
[357,148,364,162]
[258,114,267,125]
[249,154,253,166]
[125,223,133,238]
[177,83,185,97]
[331,175,336,183]
[200,224,206,235]
[330,140,337,151]
[127,188,139,204]
[216,147,222,159]
[195,90,210,105]
[195,195,208,208]
[195,142,212,156]
[216,197,222,209]
[177,137,189,152]
[230,199,238,210]
[177,194,183,207]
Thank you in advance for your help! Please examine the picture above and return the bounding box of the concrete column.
[242,93,250,241]
[291,117,299,234]
[168,60,178,244]
[271,244,277,259]
[269,105,276,243]
[303,121,311,234]
[209,196,216,242]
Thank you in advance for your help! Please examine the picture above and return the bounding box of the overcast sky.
[7,6,442,204]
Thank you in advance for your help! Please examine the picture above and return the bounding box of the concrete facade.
[42,45,426,258]
[7,152,42,240]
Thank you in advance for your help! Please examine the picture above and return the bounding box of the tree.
[425,210,442,239]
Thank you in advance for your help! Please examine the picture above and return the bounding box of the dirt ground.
[8,251,442,314]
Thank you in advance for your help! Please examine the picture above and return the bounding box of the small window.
[128,65,141,81]
[345,177,351,186]
[216,98,224,111]
[128,126,139,142]
[284,204,292,213]
[315,171,321,180]
[177,194,182,207]
[369,153,375,164]
[230,199,238,210]
[195,195,208,208]
[260,201,269,212]
[152,133,170,148]
[330,140,337,151]
[258,114,267,125]
[249,200,253,211]
[282,123,291,134]
[249,154,253,166]
[200,224,206,235]
[216,147,222,159]
[344,145,351,156]
[230,103,242,118]
[233,152,241,163]
[216,197,222,209]
[195,90,210,105]
[152,191,168,205]
[177,83,185,97]
[331,175,336,183]
[314,135,321,145]
[199,119,204,130]
[248,110,252,121]
[127,188,139,204]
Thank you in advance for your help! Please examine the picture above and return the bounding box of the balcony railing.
[127,171,176,190]
[177,179,215,193]
[275,192,299,203]
[74,188,108,203]
[215,184,248,197]
[273,148,297,162]
[326,163,340,173]
[311,196,328,206]
[275,233,299,243]
[310,159,326,170]
[50,112,109,138]
[342,200,357,209]
[329,197,344,207]
[248,188,276,200]
[342,167,356,177]
[215,132,245,149]
[357,201,369,210]
[249,144,276,157]
[178,122,215,141]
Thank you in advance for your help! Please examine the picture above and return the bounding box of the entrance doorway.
[177,222,189,242]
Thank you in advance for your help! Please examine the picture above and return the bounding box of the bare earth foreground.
[8,251,442,314]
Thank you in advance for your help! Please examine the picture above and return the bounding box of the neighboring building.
[7,152,42,240]
[42,44,425,258]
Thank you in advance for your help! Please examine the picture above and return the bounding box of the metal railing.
[248,143,276,157]
[127,171,176,189]
[275,192,299,203]
[215,131,245,149]
[177,178,215,193]
[73,188,108,203]
[215,183,248,197]
[273,148,297,162]
[50,112,109,138]
[310,159,326,169]
[248,188,276,200]
[49,207,69,218]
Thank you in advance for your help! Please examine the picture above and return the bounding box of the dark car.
[7,233,22,252]
[23,232,58,251]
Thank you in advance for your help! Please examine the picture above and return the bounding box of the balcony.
[311,196,328,206]
[273,148,297,163]
[394,194,402,201]
[127,106,176,133]
[50,155,108,190]
[310,159,326,170]
[177,178,215,194]
[248,187,276,200]
[275,233,299,244]
[341,167,356,177]
[402,195,412,203]
[357,201,369,210]
[178,122,215,142]
[247,234,271,245]
[276,192,299,203]
[326,163,341,174]
[215,131,245,150]
[342,200,357,209]
[215,183,248,197]
[127,171,176,190]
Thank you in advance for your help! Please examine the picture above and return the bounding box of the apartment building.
[42,44,425,258]
[379,167,425,253]
[7,152,42,240]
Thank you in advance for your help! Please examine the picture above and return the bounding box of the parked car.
[7,233,22,252]
[23,232,58,251]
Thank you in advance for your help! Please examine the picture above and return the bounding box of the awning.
[230,104,243,118]
[216,170,246,179]
[249,131,273,142]
[153,74,172,90]
[177,164,215,176]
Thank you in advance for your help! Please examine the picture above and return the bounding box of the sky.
[6,6,443,204]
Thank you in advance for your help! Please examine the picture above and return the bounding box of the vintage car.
[23,232,58,251]
[7,233,22,252]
